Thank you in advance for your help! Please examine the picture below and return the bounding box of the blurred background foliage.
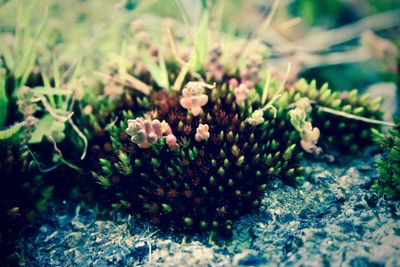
[1,0,398,93]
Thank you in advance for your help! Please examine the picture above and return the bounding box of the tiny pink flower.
[195,124,210,142]
[229,78,239,89]
[234,83,250,105]
[163,122,178,148]
[300,122,321,155]
[166,134,177,148]
[180,82,210,116]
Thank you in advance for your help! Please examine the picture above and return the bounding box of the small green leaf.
[0,122,24,141]
[93,172,111,189]
[139,52,169,89]
[162,203,172,213]
[29,114,54,144]
[120,200,130,207]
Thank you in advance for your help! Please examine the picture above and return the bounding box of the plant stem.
[317,105,395,127]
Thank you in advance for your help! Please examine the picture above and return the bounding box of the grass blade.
[0,69,8,129]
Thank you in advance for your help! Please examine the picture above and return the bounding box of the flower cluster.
[247,109,265,126]
[126,118,177,149]
[289,107,321,155]
[300,122,321,154]
[126,118,163,148]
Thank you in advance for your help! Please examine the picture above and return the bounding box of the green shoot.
[139,52,170,89]
[0,121,24,141]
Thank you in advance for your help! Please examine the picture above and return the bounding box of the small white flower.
[195,124,210,142]
[247,109,265,126]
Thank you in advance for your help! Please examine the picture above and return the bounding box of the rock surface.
[19,154,400,266]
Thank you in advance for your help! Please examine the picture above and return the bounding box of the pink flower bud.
[229,78,239,89]
[234,84,250,105]
[166,134,177,148]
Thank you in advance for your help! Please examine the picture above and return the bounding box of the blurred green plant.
[0,69,8,129]
[0,1,48,89]
[0,122,24,141]
[294,0,342,27]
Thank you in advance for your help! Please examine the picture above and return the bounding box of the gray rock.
[18,156,400,266]
[233,250,267,266]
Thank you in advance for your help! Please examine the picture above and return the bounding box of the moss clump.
[88,69,383,235]
[91,81,303,235]
[372,117,400,199]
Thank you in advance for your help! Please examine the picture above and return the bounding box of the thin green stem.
[317,105,395,127]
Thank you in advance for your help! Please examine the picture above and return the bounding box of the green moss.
[87,69,383,235]
[88,81,303,235]
[372,117,400,199]
[288,79,383,152]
